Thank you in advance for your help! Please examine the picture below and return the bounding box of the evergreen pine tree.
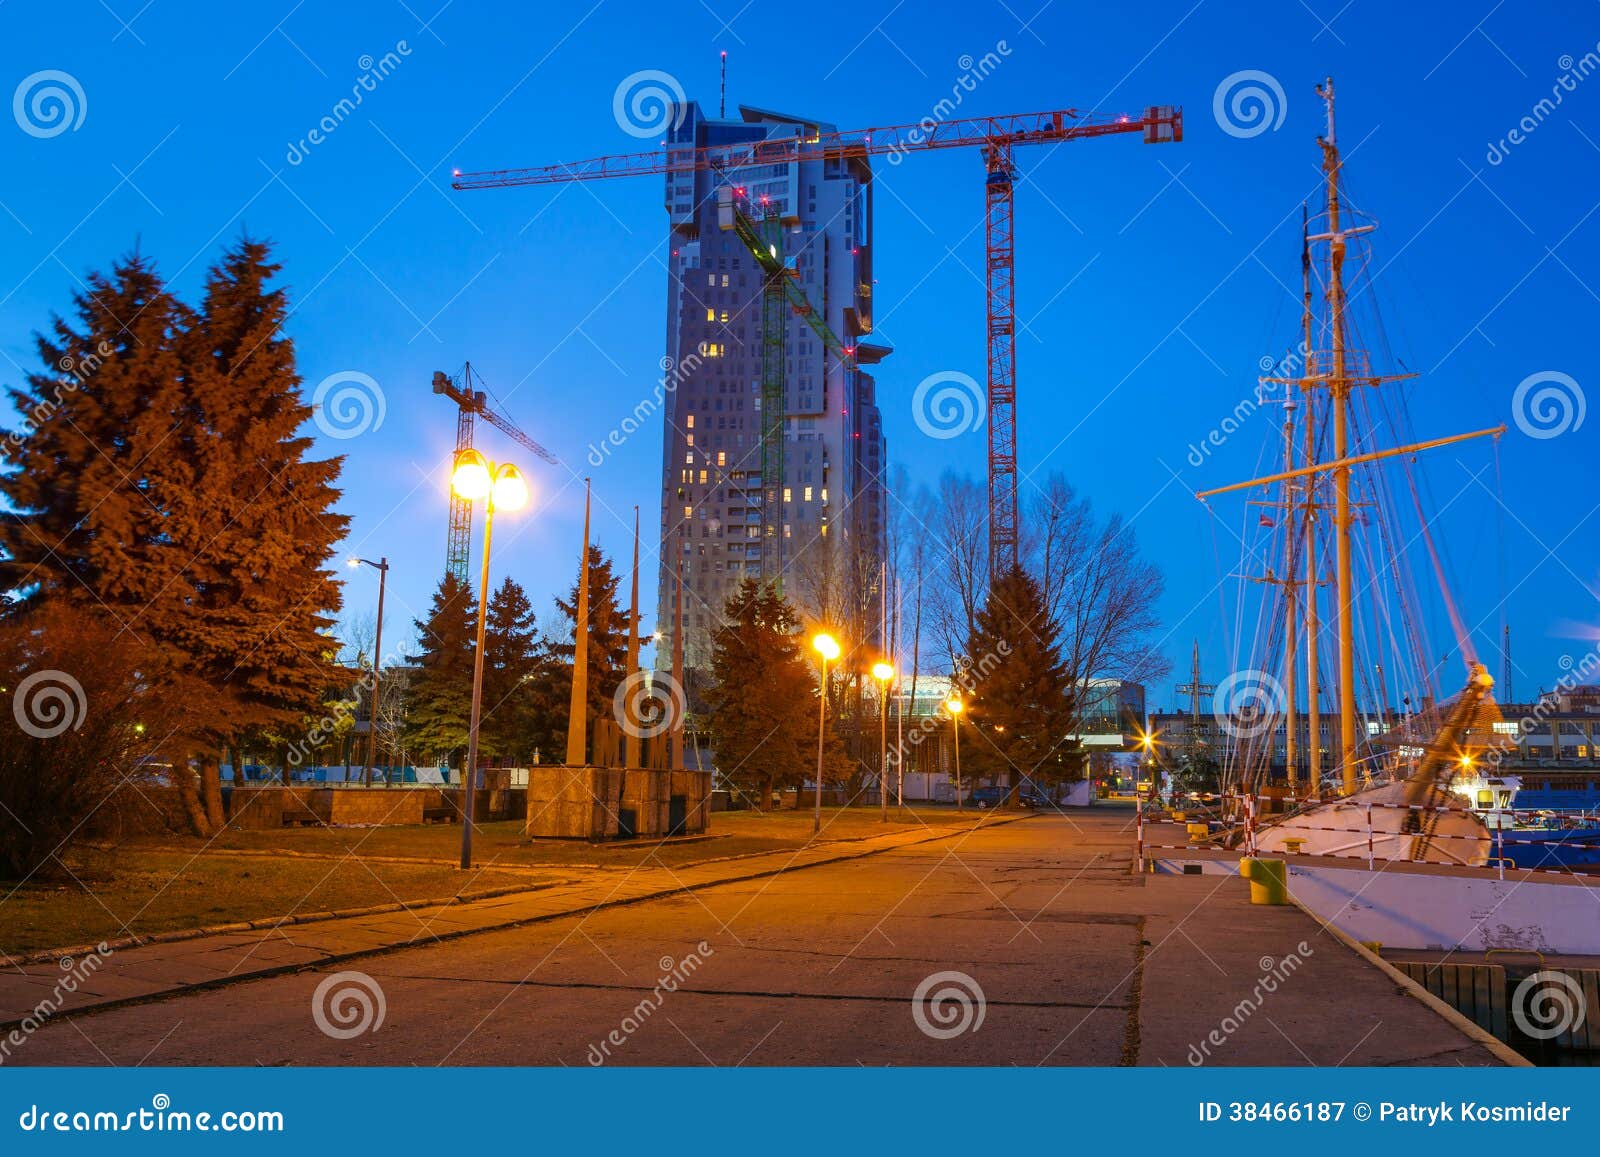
[163,238,347,823]
[963,564,1075,805]
[403,574,477,767]
[481,576,547,762]
[0,253,189,609]
[707,580,849,808]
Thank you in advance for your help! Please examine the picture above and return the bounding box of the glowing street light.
[450,448,530,870]
[812,632,841,834]
[946,696,965,812]
[872,661,895,822]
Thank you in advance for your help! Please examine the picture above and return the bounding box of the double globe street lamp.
[449,448,529,871]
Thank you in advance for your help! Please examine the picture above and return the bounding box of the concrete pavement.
[3,808,1507,1065]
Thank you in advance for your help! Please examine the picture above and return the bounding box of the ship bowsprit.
[1254,781,1492,866]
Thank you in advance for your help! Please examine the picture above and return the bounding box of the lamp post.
[347,556,389,787]
[812,632,841,835]
[872,661,894,822]
[449,448,529,871]
[946,696,965,811]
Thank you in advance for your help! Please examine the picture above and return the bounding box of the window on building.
[717,451,726,466]
[685,414,694,428]
[782,487,792,503]
[705,307,715,321]
[803,486,813,502]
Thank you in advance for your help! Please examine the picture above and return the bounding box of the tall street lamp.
[872,661,894,822]
[946,696,965,811]
[812,632,841,835]
[347,555,389,787]
[450,448,529,871]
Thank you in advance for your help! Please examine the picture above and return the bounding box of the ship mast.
[1315,78,1361,796]
[1299,204,1320,799]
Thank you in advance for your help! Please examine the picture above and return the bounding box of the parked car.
[969,786,1053,809]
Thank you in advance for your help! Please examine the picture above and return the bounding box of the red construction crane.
[452,105,1182,578]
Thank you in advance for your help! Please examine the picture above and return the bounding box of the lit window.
[683,506,693,518]
[721,274,730,287]
[686,414,694,428]
[820,488,828,503]
[698,469,707,484]
[706,307,715,321]
[685,452,694,464]
[782,487,792,503]
[707,273,715,286]
[720,310,730,323]
[784,523,792,538]
[717,451,726,466]
[803,486,813,502]
[686,435,694,446]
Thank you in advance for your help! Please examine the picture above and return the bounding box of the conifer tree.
[159,238,347,823]
[707,580,850,808]
[481,576,548,762]
[403,574,476,767]
[0,252,190,608]
[963,565,1075,805]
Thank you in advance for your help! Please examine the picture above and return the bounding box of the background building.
[657,102,888,672]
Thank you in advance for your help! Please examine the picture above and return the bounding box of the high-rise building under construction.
[657,101,889,672]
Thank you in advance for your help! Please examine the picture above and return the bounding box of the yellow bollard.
[1241,857,1287,905]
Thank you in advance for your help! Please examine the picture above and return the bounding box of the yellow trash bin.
[1186,822,1209,842]
[1239,857,1287,905]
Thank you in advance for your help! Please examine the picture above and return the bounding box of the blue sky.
[2,0,1597,710]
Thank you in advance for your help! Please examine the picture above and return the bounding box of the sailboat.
[1198,79,1509,867]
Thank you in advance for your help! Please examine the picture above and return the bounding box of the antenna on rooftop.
[719,51,727,118]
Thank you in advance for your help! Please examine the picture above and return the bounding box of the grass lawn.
[0,850,547,957]
[151,805,1000,869]
[0,806,1009,957]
